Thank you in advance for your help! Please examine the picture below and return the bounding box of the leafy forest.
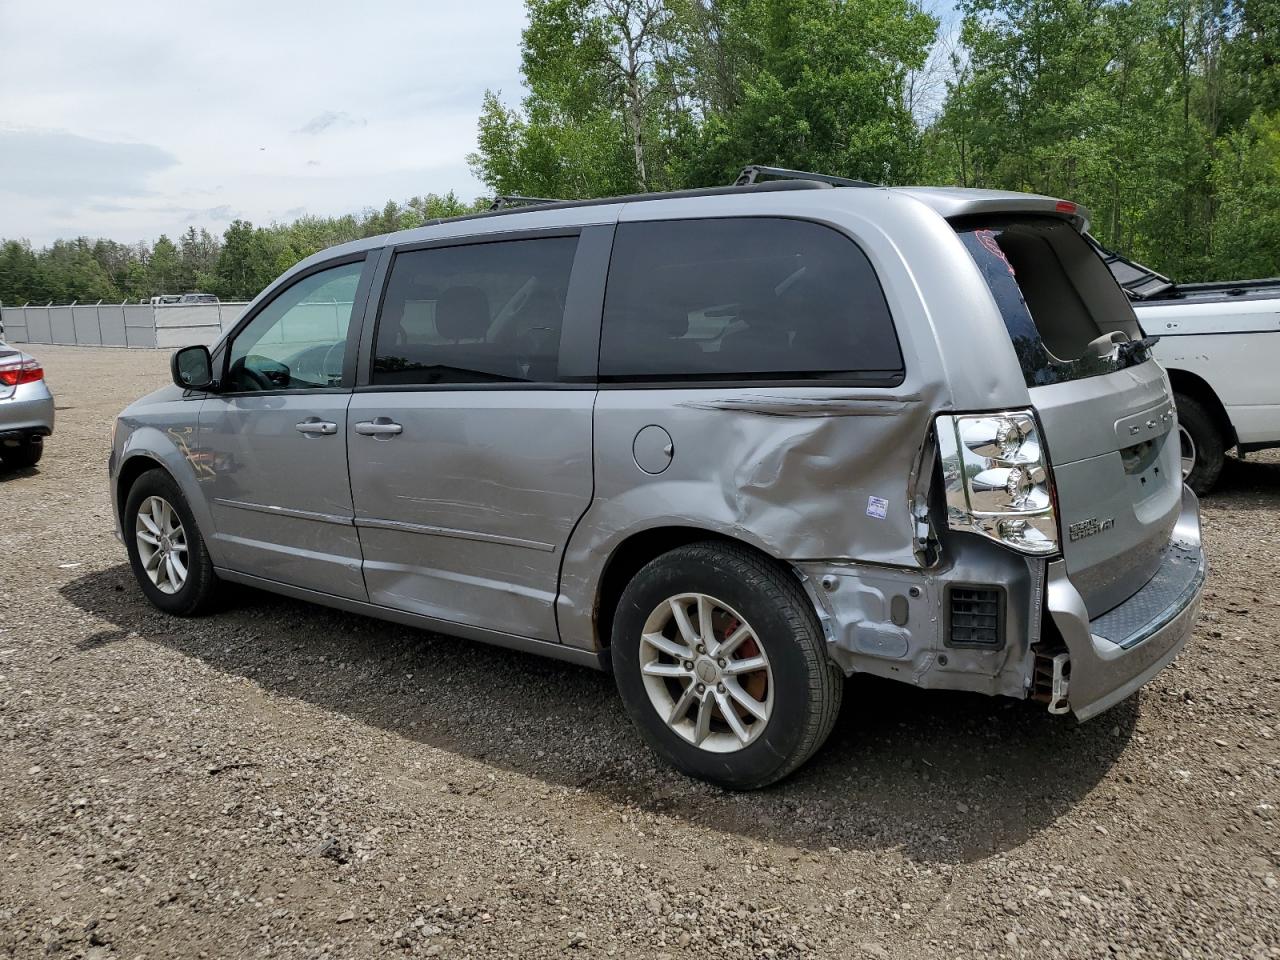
[3,0,1278,307]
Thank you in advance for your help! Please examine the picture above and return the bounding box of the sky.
[0,0,529,246]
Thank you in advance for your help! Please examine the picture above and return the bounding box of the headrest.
[516,288,564,329]
[652,306,690,339]
[437,286,490,341]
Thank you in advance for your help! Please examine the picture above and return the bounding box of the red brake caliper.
[722,616,767,705]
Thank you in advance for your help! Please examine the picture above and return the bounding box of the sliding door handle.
[354,418,403,438]
[295,418,338,436]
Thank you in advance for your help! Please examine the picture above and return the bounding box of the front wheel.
[611,542,842,789]
[123,469,220,616]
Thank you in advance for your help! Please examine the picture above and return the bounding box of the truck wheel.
[124,469,220,616]
[1174,392,1224,495]
[611,541,842,790]
[2,438,43,468]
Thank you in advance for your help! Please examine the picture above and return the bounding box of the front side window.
[598,218,904,383]
[372,236,578,385]
[225,260,365,392]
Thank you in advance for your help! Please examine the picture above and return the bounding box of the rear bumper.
[1046,485,1205,721]
[0,382,55,440]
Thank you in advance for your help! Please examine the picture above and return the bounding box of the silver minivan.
[110,171,1206,788]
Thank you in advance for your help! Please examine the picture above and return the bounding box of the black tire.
[1,437,43,468]
[1174,392,1225,496]
[611,541,842,790]
[123,468,219,616]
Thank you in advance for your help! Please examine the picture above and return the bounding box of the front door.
[199,257,373,599]
[347,233,596,642]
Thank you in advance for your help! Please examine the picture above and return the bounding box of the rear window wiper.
[1117,334,1160,365]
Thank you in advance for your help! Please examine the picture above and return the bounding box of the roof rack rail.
[489,195,563,211]
[733,164,878,189]
[364,178,846,239]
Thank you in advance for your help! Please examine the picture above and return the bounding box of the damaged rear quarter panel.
[553,386,944,651]
[554,192,1041,652]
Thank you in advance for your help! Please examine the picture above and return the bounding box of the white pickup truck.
[1096,246,1280,494]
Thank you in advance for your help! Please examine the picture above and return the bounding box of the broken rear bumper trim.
[1047,485,1205,722]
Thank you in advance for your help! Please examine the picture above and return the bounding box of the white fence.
[0,301,253,349]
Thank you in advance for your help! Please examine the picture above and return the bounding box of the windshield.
[956,217,1148,387]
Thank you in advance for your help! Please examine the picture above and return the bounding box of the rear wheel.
[611,541,842,789]
[1174,392,1224,495]
[1,437,43,468]
[124,469,219,616]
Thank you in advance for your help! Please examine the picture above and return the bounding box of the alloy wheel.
[135,495,189,595]
[638,593,774,753]
[1178,424,1197,480]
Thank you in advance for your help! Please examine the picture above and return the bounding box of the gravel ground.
[1,344,1277,960]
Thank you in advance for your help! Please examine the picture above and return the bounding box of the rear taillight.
[0,359,42,386]
[936,410,1060,556]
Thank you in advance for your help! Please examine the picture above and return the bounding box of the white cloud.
[0,128,178,198]
[0,0,528,245]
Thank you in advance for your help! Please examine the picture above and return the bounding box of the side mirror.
[171,345,215,391]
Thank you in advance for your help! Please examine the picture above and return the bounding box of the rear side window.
[599,218,903,383]
[956,217,1144,387]
[372,236,578,385]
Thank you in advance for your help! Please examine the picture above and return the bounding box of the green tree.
[470,0,689,197]
[177,227,221,292]
[0,240,44,304]
[1212,109,1280,276]
[925,0,1246,278]
[471,0,938,197]
[35,239,120,302]
[147,235,181,296]
[684,0,938,185]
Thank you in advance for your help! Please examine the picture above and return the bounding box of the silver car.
[1,345,54,468]
[109,172,1206,788]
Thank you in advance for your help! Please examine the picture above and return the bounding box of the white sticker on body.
[866,496,889,520]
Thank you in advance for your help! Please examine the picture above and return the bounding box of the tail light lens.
[936,410,1060,556]
[0,359,42,387]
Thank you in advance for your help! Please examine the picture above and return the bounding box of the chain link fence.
[0,300,253,349]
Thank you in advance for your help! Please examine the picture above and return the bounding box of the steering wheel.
[229,356,275,391]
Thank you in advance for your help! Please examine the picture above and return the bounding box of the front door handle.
[353,418,403,438]
[295,418,338,436]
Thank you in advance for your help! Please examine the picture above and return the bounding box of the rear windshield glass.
[956,217,1145,387]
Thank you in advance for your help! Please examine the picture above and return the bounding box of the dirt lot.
[0,344,1276,960]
